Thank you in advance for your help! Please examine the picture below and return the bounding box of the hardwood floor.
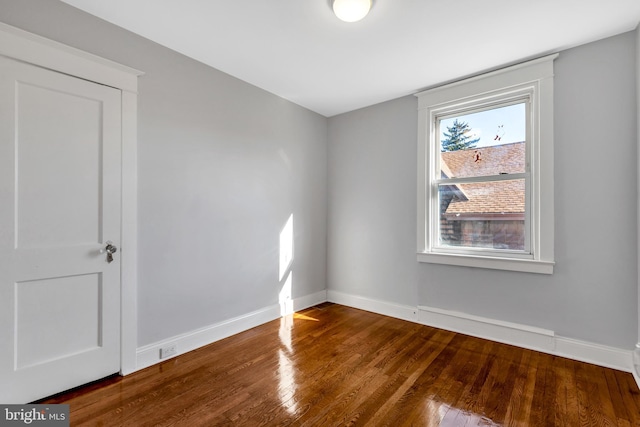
[41,303,640,426]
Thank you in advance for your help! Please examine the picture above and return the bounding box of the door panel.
[16,82,103,248]
[0,56,122,403]
[16,274,101,369]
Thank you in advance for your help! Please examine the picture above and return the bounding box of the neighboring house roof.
[440,161,469,202]
[441,142,525,219]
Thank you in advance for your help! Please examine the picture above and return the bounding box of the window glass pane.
[439,103,526,179]
[438,179,525,250]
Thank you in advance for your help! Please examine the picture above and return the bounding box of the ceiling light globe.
[333,0,371,23]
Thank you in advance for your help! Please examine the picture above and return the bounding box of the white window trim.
[416,54,557,274]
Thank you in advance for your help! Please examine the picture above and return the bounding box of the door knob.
[105,241,117,263]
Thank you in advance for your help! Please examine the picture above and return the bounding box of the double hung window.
[416,55,557,274]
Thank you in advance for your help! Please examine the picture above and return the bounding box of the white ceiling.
[60,0,640,117]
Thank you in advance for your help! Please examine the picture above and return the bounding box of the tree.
[441,119,480,151]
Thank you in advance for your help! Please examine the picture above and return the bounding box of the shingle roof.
[441,142,525,217]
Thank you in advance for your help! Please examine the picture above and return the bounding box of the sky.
[439,103,526,149]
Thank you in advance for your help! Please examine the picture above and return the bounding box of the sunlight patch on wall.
[279,214,294,316]
[279,314,293,352]
[279,271,294,317]
[279,214,294,281]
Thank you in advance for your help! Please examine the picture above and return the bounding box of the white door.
[0,56,122,403]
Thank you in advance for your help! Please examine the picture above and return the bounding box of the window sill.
[417,252,554,274]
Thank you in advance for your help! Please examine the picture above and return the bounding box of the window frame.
[434,92,531,257]
[416,54,557,274]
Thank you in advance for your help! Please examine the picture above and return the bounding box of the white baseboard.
[135,290,327,372]
[417,305,556,353]
[635,349,640,389]
[554,336,632,372]
[292,290,328,313]
[327,290,417,322]
[417,305,633,373]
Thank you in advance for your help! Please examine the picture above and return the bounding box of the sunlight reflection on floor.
[429,400,501,426]
[293,312,319,322]
[277,348,298,415]
[279,315,293,352]
[277,316,298,415]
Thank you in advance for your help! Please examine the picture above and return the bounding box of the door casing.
[0,22,142,376]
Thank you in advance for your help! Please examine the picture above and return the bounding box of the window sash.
[430,97,533,258]
[435,172,528,186]
[432,178,532,257]
[435,97,528,127]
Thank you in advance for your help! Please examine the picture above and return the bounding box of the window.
[416,55,557,274]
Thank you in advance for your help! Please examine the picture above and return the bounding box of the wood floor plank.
[37,303,640,426]
[500,348,531,427]
[555,356,581,427]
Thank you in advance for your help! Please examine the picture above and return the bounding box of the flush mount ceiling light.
[333,0,372,23]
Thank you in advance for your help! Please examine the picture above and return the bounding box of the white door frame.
[0,22,142,375]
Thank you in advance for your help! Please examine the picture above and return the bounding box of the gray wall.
[328,96,419,306]
[328,32,638,349]
[0,0,328,346]
[1,0,637,352]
